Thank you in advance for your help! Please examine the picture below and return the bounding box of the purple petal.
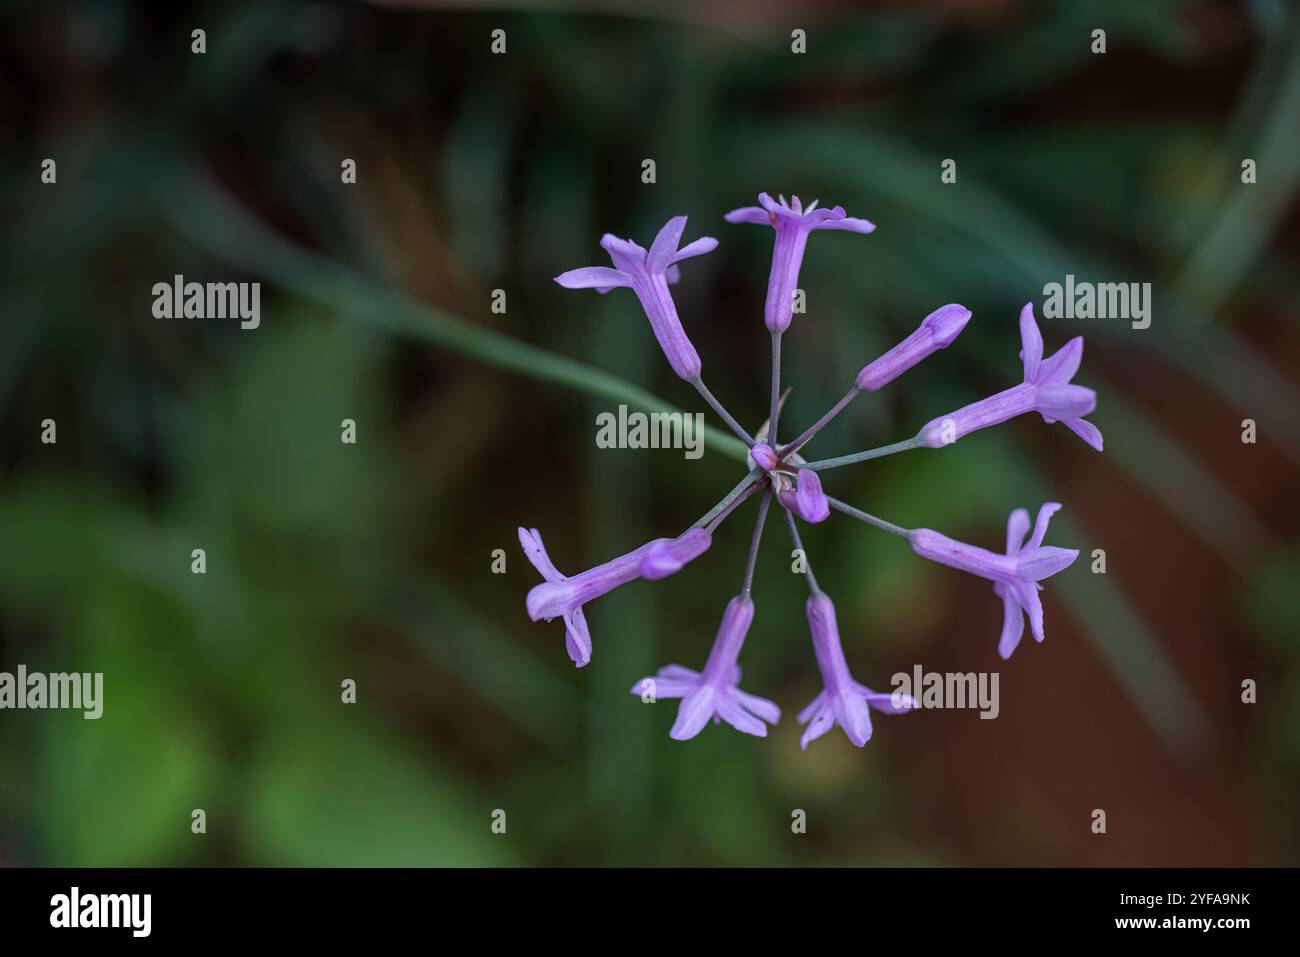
[656,664,702,682]
[797,690,827,725]
[749,443,779,470]
[563,606,592,667]
[670,686,717,740]
[1028,502,1062,550]
[525,580,570,622]
[1019,582,1046,644]
[1036,383,1096,422]
[1019,302,1043,381]
[1017,545,1079,581]
[733,689,782,725]
[997,590,1025,660]
[757,192,789,216]
[629,675,694,700]
[861,687,918,714]
[517,526,564,582]
[554,266,633,290]
[1062,416,1104,451]
[599,233,644,262]
[832,693,873,747]
[648,216,687,273]
[799,703,835,750]
[715,694,769,737]
[1038,336,1084,385]
[816,215,876,233]
[670,236,718,264]
[793,469,829,523]
[724,205,771,225]
[1005,508,1031,556]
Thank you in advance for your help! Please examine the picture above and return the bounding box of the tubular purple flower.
[856,304,972,392]
[630,596,781,740]
[640,527,711,580]
[724,193,875,333]
[917,303,1103,450]
[908,503,1079,659]
[554,216,717,380]
[798,593,916,750]
[778,468,829,524]
[519,526,711,667]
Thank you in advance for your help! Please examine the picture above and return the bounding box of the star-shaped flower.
[909,503,1079,659]
[725,193,875,333]
[555,216,717,381]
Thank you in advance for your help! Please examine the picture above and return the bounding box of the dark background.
[0,0,1297,866]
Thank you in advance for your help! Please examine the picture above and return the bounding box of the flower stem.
[782,507,821,595]
[826,496,912,539]
[779,386,859,459]
[769,331,782,445]
[692,469,762,530]
[706,482,761,534]
[741,490,773,597]
[692,377,755,446]
[801,434,924,472]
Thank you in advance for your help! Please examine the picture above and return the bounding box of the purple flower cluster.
[523,195,1102,750]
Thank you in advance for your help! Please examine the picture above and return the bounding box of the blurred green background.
[1,0,1297,866]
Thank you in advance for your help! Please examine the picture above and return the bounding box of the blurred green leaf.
[245,714,511,866]
[160,173,751,466]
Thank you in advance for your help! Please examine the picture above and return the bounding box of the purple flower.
[918,303,1103,450]
[745,443,827,523]
[526,198,1106,755]
[554,216,717,380]
[631,596,781,739]
[909,503,1078,659]
[749,442,780,471]
[856,304,972,392]
[777,468,829,524]
[640,529,713,580]
[725,193,875,333]
[797,593,916,749]
[519,526,711,667]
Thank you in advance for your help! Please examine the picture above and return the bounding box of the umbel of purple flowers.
[525,194,1102,750]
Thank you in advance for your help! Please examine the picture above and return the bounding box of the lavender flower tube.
[555,216,717,380]
[519,526,710,667]
[725,193,875,333]
[631,596,781,740]
[797,593,916,749]
[909,503,1078,658]
[918,303,1102,449]
[856,304,972,392]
